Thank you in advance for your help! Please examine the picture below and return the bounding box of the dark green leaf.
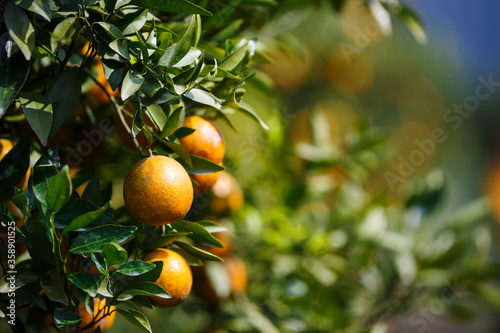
[62,201,111,235]
[220,43,248,72]
[4,1,35,60]
[163,141,191,166]
[103,243,128,267]
[46,68,81,138]
[95,21,125,39]
[50,16,80,53]
[160,106,182,138]
[184,88,222,109]
[172,126,195,139]
[0,33,30,117]
[46,165,72,213]
[33,165,58,206]
[117,261,155,276]
[178,155,224,175]
[117,8,148,35]
[69,225,137,254]
[174,241,222,261]
[121,69,144,100]
[166,15,201,68]
[130,0,211,15]
[55,199,113,230]
[125,282,171,298]
[173,220,223,247]
[54,308,81,329]
[19,92,53,146]
[41,270,69,306]
[144,232,191,252]
[145,104,167,130]
[67,272,99,297]
[13,0,52,21]
[91,252,107,276]
[116,308,152,333]
[109,39,131,60]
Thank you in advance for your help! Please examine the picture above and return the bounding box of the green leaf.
[166,15,201,68]
[121,69,144,101]
[117,261,155,276]
[160,106,183,138]
[397,6,427,44]
[163,141,191,166]
[62,201,111,235]
[95,21,125,39]
[19,92,53,146]
[172,47,202,68]
[132,109,145,138]
[178,155,224,175]
[145,104,167,130]
[69,225,137,254]
[55,199,113,230]
[174,241,223,261]
[54,308,82,330]
[131,0,211,15]
[220,43,248,72]
[13,0,52,21]
[41,270,69,306]
[118,8,148,36]
[33,165,58,207]
[234,101,269,130]
[184,88,222,109]
[144,232,191,252]
[67,272,99,297]
[4,1,35,60]
[116,308,152,333]
[91,252,107,276]
[0,35,30,117]
[128,261,163,286]
[103,243,128,267]
[173,220,223,247]
[172,126,195,139]
[46,68,81,138]
[0,261,38,292]
[198,221,227,233]
[46,165,72,213]
[125,282,171,298]
[109,39,131,60]
[50,16,80,53]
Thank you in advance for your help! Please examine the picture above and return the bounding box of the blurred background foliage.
[106,0,500,332]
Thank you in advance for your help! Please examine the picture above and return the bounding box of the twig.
[82,67,144,157]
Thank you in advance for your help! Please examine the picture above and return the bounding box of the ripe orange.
[0,138,31,190]
[261,49,310,92]
[180,116,225,163]
[327,50,374,96]
[142,248,193,307]
[224,257,248,295]
[69,167,89,197]
[339,0,384,43]
[123,156,193,225]
[78,298,116,333]
[210,172,244,214]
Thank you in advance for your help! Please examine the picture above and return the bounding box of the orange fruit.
[224,257,248,295]
[339,0,384,43]
[179,116,225,163]
[123,156,193,225]
[78,298,116,333]
[0,138,31,190]
[210,172,244,214]
[142,248,193,307]
[327,50,374,96]
[261,49,310,92]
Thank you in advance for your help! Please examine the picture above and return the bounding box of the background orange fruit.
[78,298,116,333]
[123,156,193,225]
[180,116,225,163]
[142,248,193,307]
[210,171,244,214]
[0,138,31,190]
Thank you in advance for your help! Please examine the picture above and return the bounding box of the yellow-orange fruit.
[224,257,248,295]
[180,116,225,163]
[78,298,116,333]
[210,172,244,214]
[0,139,31,190]
[203,232,232,258]
[142,248,193,307]
[123,156,193,225]
[261,49,310,92]
[327,50,374,96]
[192,162,223,195]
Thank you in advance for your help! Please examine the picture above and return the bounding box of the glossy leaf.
[178,155,224,175]
[54,308,82,330]
[130,0,211,15]
[166,15,201,68]
[121,69,144,101]
[69,225,137,254]
[62,201,111,235]
[46,165,72,213]
[103,243,128,267]
[19,92,53,146]
[125,282,171,298]
[184,88,222,109]
[117,261,155,276]
[174,241,223,261]
[116,308,152,333]
[55,199,113,230]
[159,106,183,138]
[50,16,80,52]
[67,272,100,297]
[173,220,223,247]
[4,1,35,60]
[13,0,52,21]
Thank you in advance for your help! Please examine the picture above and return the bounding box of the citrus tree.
[0,0,498,333]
